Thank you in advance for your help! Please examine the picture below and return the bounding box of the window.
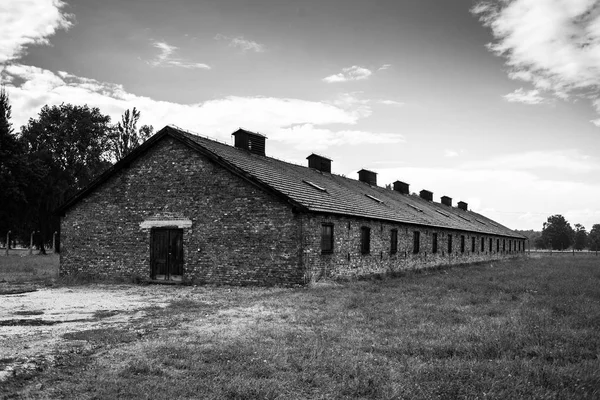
[497,239,500,252]
[481,237,485,252]
[489,237,492,252]
[461,235,465,253]
[509,240,512,252]
[413,231,420,254]
[390,229,398,254]
[321,224,333,254]
[471,236,476,252]
[432,232,438,254]
[361,227,371,254]
[448,234,453,253]
[503,239,506,251]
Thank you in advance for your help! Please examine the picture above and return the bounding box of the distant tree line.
[0,86,153,252]
[518,216,600,251]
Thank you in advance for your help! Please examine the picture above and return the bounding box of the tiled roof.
[173,127,525,239]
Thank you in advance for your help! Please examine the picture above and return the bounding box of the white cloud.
[444,149,459,158]
[149,41,211,69]
[0,0,73,63]
[323,66,373,83]
[214,34,266,53]
[378,99,404,106]
[378,64,392,71]
[472,0,600,122]
[1,64,402,153]
[503,88,545,104]
[271,124,404,151]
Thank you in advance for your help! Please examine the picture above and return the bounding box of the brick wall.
[300,214,525,281]
[61,136,304,286]
[61,135,526,286]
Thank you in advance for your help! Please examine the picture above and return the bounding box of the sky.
[1,0,599,232]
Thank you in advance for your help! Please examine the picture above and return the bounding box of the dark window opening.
[489,237,492,252]
[461,235,465,253]
[497,239,500,252]
[448,234,453,254]
[361,227,371,254]
[432,232,438,254]
[481,237,485,252]
[321,224,334,254]
[413,231,420,254]
[390,229,398,254]
[503,239,506,251]
[471,236,476,252]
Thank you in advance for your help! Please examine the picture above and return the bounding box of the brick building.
[57,126,526,285]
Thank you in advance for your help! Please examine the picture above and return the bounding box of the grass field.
[0,250,59,288]
[2,255,599,399]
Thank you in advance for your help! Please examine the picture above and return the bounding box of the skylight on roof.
[302,180,327,192]
[457,215,471,222]
[365,194,384,203]
[407,203,424,213]
[475,218,487,225]
[436,209,450,218]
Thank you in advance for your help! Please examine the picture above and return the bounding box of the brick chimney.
[358,169,377,186]
[306,153,332,173]
[232,128,266,156]
[441,196,452,207]
[458,201,468,211]
[393,180,409,194]
[419,190,433,202]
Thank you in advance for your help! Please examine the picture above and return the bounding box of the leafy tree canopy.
[541,214,574,250]
[19,103,113,252]
[108,107,153,162]
[589,224,600,251]
[573,224,587,251]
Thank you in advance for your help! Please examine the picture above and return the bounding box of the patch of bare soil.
[0,284,187,381]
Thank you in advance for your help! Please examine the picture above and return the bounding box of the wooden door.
[151,228,183,280]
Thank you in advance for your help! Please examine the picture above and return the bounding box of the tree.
[0,86,28,239]
[20,103,113,253]
[108,107,153,162]
[573,224,587,251]
[589,224,600,252]
[540,214,574,250]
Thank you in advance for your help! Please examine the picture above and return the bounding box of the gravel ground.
[0,285,179,381]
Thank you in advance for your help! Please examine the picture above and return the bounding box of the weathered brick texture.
[300,214,526,281]
[61,136,303,285]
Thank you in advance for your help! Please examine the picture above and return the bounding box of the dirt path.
[0,284,187,381]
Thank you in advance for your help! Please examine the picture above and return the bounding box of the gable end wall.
[60,136,303,285]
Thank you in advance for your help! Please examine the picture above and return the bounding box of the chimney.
[358,169,377,186]
[307,153,332,173]
[458,201,468,211]
[393,180,410,194]
[441,196,452,207]
[419,190,433,202]
[231,128,266,156]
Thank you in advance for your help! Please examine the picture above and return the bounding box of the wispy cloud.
[323,66,373,83]
[472,0,600,122]
[2,64,404,152]
[378,99,404,107]
[214,34,266,53]
[149,41,210,69]
[0,0,73,63]
[378,64,392,71]
[503,88,545,105]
